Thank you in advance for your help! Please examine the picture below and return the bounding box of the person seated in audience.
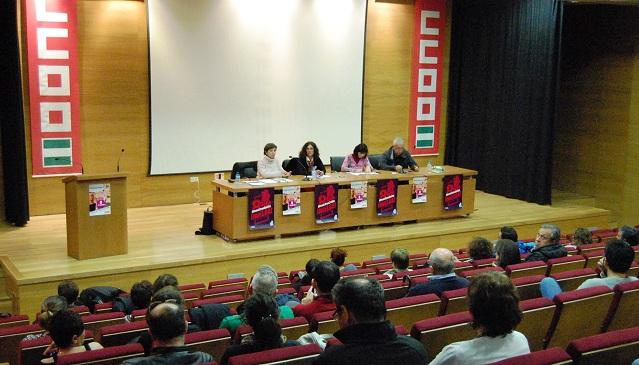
[429,271,529,365]
[292,258,320,293]
[220,265,294,332]
[565,227,593,249]
[617,225,639,246]
[41,310,103,363]
[122,301,213,365]
[341,143,373,173]
[113,280,153,317]
[379,137,419,173]
[467,237,494,261]
[493,239,521,269]
[257,143,291,178]
[383,248,413,279]
[23,296,68,342]
[293,261,340,321]
[500,226,535,254]
[330,248,357,272]
[57,280,81,307]
[152,274,178,294]
[540,239,638,299]
[406,248,469,297]
[524,224,567,262]
[288,141,326,176]
[219,293,298,365]
[313,277,427,365]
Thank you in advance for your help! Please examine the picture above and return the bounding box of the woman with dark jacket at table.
[287,141,326,176]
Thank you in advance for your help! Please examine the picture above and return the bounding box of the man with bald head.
[380,137,419,173]
[406,248,469,297]
[123,301,213,364]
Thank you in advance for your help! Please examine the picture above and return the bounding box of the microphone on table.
[289,155,310,180]
[116,148,125,172]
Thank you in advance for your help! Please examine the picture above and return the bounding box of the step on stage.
[0,191,610,318]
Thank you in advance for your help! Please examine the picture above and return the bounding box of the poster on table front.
[282,186,301,216]
[350,181,367,209]
[248,188,275,230]
[89,183,111,216]
[376,179,398,217]
[412,176,428,204]
[315,184,338,224]
[443,174,463,210]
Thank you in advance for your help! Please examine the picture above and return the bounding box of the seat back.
[201,285,247,300]
[56,343,144,365]
[459,266,503,279]
[603,280,639,332]
[368,154,384,170]
[0,324,44,365]
[453,261,474,275]
[0,314,29,329]
[487,347,572,365]
[231,161,258,179]
[577,243,606,255]
[185,329,232,361]
[583,250,605,269]
[518,297,556,351]
[208,278,248,290]
[309,311,338,334]
[329,156,345,172]
[81,312,125,336]
[228,344,322,365]
[439,288,468,315]
[547,256,587,276]
[506,261,548,279]
[472,258,495,269]
[193,294,245,311]
[362,258,392,270]
[178,283,206,296]
[235,318,309,345]
[381,281,408,301]
[550,268,598,292]
[393,267,432,281]
[20,331,95,365]
[512,275,544,300]
[339,268,375,279]
[385,294,440,330]
[545,286,614,349]
[97,320,148,347]
[410,311,474,357]
[566,326,639,365]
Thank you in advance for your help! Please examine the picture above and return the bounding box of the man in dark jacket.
[379,137,419,172]
[313,277,428,365]
[406,248,469,297]
[525,224,568,262]
[122,301,213,365]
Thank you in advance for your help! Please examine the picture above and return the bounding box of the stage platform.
[0,191,611,318]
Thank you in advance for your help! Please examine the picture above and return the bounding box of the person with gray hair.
[525,224,567,262]
[380,137,419,172]
[406,248,469,297]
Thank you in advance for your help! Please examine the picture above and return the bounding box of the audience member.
[313,277,427,365]
[525,224,567,262]
[571,227,593,247]
[122,301,213,365]
[292,259,320,292]
[383,248,412,279]
[429,271,529,364]
[618,225,639,246]
[540,239,638,299]
[467,237,494,261]
[23,296,67,342]
[293,261,340,321]
[57,280,81,307]
[42,310,103,363]
[220,294,298,365]
[493,239,521,269]
[499,226,519,242]
[379,137,419,172]
[112,280,153,316]
[330,248,357,272]
[152,274,178,294]
[406,248,469,297]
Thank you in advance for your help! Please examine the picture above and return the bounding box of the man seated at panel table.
[379,137,419,173]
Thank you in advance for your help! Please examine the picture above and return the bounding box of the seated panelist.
[380,137,419,173]
[341,143,373,173]
[288,141,326,176]
[257,143,291,178]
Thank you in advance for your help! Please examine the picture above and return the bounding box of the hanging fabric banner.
[412,176,428,204]
[376,179,398,217]
[282,186,301,216]
[248,188,275,230]
[443,174,463,210]
[408,0,446,156]
[24,0,83,176]
[315,184,338,224]
[350,181,367,209]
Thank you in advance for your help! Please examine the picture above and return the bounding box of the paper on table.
[246,181,265,186]
[258,179,277,184]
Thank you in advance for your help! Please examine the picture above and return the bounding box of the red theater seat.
[0,314,29,329]
[453,261,474,275]
[602,280,639,332]
[362,258,392,269]
[381,280,408,301]
[392,267,432,281]
[385,294,440,330]
[228,344,322,365]
[201,284,247,300]
[56,343,145,365]
[20,330,94,365]
[512,275,544,300]
[506,261,548,279]
[439,287,468,315]
[471,258,495,269]
[550,268,598,292]
[547,256,587,276]
[235,317,309,345]
[487,347,572,365]
[369,274,392,282]
[1,324,44,365]
[340,268,375,279]
[309,310,337,334]
[179,283,206,296]
[583,250,605,269]
[97,320,148,347]
[185,328,232,361]
[192,294,244,310]
[567,326,639,365]
[208,278,248,289]
[94,302,113,314]
[70,305,91,315]
[459,266,503,279]
[518,297,556,351]
[410,311,474,357]
[577,242,605,255]
[81,312,125,337]
[374,263,394,273]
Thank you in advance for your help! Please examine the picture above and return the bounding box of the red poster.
[24,0,82,176]
[408,0,446,156]
[248,188,275,230]
[315,184,338,224]
[443,174,463,210]
[376,179,398,217]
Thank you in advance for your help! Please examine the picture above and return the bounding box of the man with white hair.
[380,137,419,173]
[405,248,469,297]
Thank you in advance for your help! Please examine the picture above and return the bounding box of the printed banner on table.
[412,176,428,204]
[282,186,301,216]
[408,0,446,156]
[248,188,275,230]
[315,184,338,224]
[376,179,398,217]
[350,181,368,209]
[88,183,111,216]
[443,174,463,210]
[25,0,83,176]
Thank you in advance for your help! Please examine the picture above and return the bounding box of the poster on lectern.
[248,188,275,230]
[443,174,463,210]
[88,183,111,216]
[350,181,367,209]
[315,184,338,224]
[376,179,398,217]
[412,176,428,203]
[282,186,301,216]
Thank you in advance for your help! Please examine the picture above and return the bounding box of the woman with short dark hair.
[340,143,373,173]
[494,239,521,269]
[429,271,529,364]
[42,310,103,363]
[467,237,494,261]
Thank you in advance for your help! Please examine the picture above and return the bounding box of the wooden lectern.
[63,174,128,260]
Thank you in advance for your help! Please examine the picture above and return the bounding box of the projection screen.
[148,0,366,175]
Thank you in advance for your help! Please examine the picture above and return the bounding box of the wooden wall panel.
[23,0,450,216]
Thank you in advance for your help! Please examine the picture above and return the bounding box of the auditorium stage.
[0,191,610,318]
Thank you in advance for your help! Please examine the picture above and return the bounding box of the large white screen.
[148,0,366,175]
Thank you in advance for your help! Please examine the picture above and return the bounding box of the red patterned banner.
[408,0,446,156]
[248,188,275,230]
[24,0,82,176]
[376,179,398,217]
[315,184,338,224]
[443,174,463,210]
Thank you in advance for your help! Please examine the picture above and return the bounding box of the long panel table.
[211,166,477,241]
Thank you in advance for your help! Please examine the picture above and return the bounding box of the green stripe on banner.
[416,139,433,148]
[44,156,71,166]
[417,126,434,134]
[43,139,71,149]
